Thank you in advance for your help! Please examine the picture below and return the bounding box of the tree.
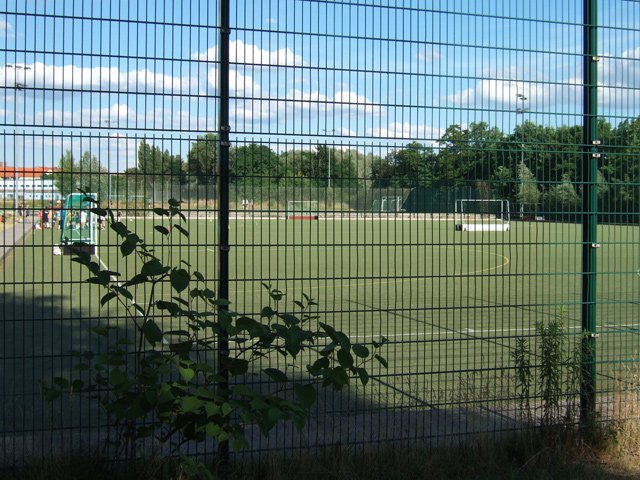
[53,150,77,198]
[491,165,515,200]
[371,142,434,188]
[316,145,360,187]
[281,148,322,185]
[54,150,108,199]
[517,164,541,214]
[138,140,186,187]
[231,143,280,183]
[546,174,580,212]
[187,133,218,185]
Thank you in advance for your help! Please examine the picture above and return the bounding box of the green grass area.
[1,217,639,440]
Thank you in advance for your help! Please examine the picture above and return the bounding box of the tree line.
[53,119,640,213]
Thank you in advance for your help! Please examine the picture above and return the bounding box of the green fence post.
[581,0,598,425]
[217,0,231,465]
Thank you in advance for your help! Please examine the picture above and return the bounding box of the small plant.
[511,309,582,427]
[40,196,387,476]
[511,337,533,420]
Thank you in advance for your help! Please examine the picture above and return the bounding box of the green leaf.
[307,357,330,376]
[111,221,129,238]
[221,357,249,376]
[331,367,350,388]
[170,268,190,293]
[109,368,128,387]
[100,291,117,306]
[261,306,276,319]
[375,354,388,369]
[263,368,288,383]
[114,286,133,301]
[153,207,170,216]
[181,396,203,413]
[141,259,168,277]
[173,224,189,237]
[279,313,300,326]
[142,320,164,345]
[352,344,370,358]
[86,270,111,287]
[154,225,170,235]
[179,366,196,382]
[357,368,370,386]
[269,289,285,301]
[293,384,316,408]
[90,207,107,217]
[193,271,205,282]
[337,349,354,368]
[169,341,193,356]
[120,234,139,257]
[53,377,70,389]
[156,300,182,316]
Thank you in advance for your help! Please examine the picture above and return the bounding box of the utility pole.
[516,93,528,218]
[7,64,31,214]
[323,129,336,188]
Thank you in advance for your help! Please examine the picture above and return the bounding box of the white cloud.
[192,39,305,68]
[417,47,441,62]
[0,62,199,94]
[446,79,582,110]
[0,20,13,37]
[265,18,278,26]
[282,89,383,117]
[207,67,261,95]
[369,122,443,145]
[598,47,640,108]
[37,104,132,127]
[234,99,279,123]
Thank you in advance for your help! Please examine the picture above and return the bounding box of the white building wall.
[0,178,62,201]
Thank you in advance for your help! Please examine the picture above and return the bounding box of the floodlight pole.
[7,64,31,214]
[323,129,336,188]
[516,93,528,218]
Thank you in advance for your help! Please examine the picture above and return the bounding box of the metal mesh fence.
[1,0,639,466]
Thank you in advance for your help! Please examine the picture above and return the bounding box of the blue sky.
[1,0,639,171]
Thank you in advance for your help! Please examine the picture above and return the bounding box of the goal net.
[372,195,403,212]
[286,200,320,220]
[59,192,99,254]
[455,199,510,232]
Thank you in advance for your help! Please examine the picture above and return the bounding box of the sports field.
[1,216,639,436]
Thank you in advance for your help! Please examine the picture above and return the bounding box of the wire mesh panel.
[0,0,639,468]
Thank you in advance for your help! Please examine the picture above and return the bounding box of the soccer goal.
[59,192,99,254]
[372,195,403,212]
[286,200,320,220]
[455,199,511,232]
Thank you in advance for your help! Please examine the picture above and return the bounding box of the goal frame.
[59,192,99,254]
[286,200,320,220]
[454,199,511,232]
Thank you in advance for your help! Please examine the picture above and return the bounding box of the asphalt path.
[0,219,34,262]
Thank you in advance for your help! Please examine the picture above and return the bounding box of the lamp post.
[7,64,31,214]
[323,129,336,188]
[516,93,528,218]
[101,119,118,203]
